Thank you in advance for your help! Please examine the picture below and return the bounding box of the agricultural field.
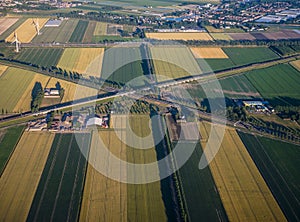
[209,33,233,41]
[173,141,228,221]
[205,26,244,33]
[0,67,49,112]
[32,19,79,43]
[0,125,24,174]
[69,20,89,43]
[238,132,300,222]
[15,48,63,68]
[0,18,26,40]
[146,32,213,41]
[222,47,279,66]
[0,65,7,76]
[200,122,286,222]
[0,17,19,35]
[270,45,297,56]
[150,45,202,81]
[57,48,104,77]
[0,132,54,222]
[290,60,300,71]
[27,133,90,222]
[93,22,108,35]
[45,77,98,103]
[190,47,228,59]
[5,18,48,43]
[82,21,97,43]
[228,33,256,40]
[101,46,144,86]
[245,64,300,106]
[200,58,235,72]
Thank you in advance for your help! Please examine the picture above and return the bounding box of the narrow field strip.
[0,132,54,222]
[190,47,228,59]
[200,122,286,222]
[0,17,19,35]
[146,32,213,41]
[5,18,48,43]
[0,65,8,76]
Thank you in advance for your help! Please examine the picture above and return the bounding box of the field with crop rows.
[0,132,54,222]
[200,122,286,221]
[146,32,213,41]
[173,141,228,221]
[200,58,235,72]
[27,133,90,222]
[45,77,97,103]
[0,125,24,174]
[0,17,19,35]
[57,48,104,77]
[190,47,228,58]
[209,33,233,40]
[69,20,89,43]
[16,48,63,67]
[222,47,279,66]
[32,19,78,43]
[0,18,26,40]
[0,65,7,76]
[93,22,107,35]
[82,21,96,43]
[101,47,144,86]
[239,132,300,222]
[245,64,300,105]
[5,18,48,43]
[150,46,202,81]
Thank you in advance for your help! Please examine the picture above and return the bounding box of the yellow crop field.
[190,47,228,58]
[146,32,213,41]
[80,130,127,222]
[210,33,233,41]
[5,18,48,43]
[0,65,8,76]
[93,22,107,35]
[290,60,300,71]
[199,122,286,222]
[0,17,19,35]
[110,114,127,129]
[45,77,97,103]
[57,48,104,77]
[13,73,50,112]
[0,132,54,222]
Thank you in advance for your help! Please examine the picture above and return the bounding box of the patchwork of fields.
[150,46,202,81]
[200,122,286,221]
[245,64,300,105]
[0,132,54,222]
[5,18,48,43]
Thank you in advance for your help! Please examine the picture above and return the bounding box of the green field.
[101,47,145,86]
[245,64,300,105]
[270,46,296,56]
[32,19,79,43]
[150,46,202,82]
[0,67,35,112]
[173,142,228,222]
[223,47,279,66]
[15,48,63,67]
[0,125,24,175]
[69,20,89,43]
[200,58,235,72]
[27,133,90,222]
[239,132,300,222]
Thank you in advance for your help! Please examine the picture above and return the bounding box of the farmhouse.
[242,100,274,113]
[44,88,60,98]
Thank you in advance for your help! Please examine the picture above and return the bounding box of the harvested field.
[0,18,26,40]
[79,130,127,222]
[82,21,96,43]
[15,48,63,68]
[69,20,89,43]
[93,22,107,35]
[107,24,123,35]
[190,47,228,58]
[57,48,104,77]
[228,33,256,40]
[200,122,287,222]
[45,77,97,103]
[0,65,8,76]
[209,33,233,41]
[110,114,127,129]
[0,132,54,222]
[251,32,268,40]
[27,133,90,222]
[262,31,290,40]
[5,18,48,43]
[290,60,300,71]
[0,67,36,112]
[146,32,213,41]
[32,19,78,43]
[150,45,202,81]
[284,30,300,39]
[0,17,19,35]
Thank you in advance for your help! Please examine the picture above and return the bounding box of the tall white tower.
[32,18,41,35]
[11,32,21,53]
